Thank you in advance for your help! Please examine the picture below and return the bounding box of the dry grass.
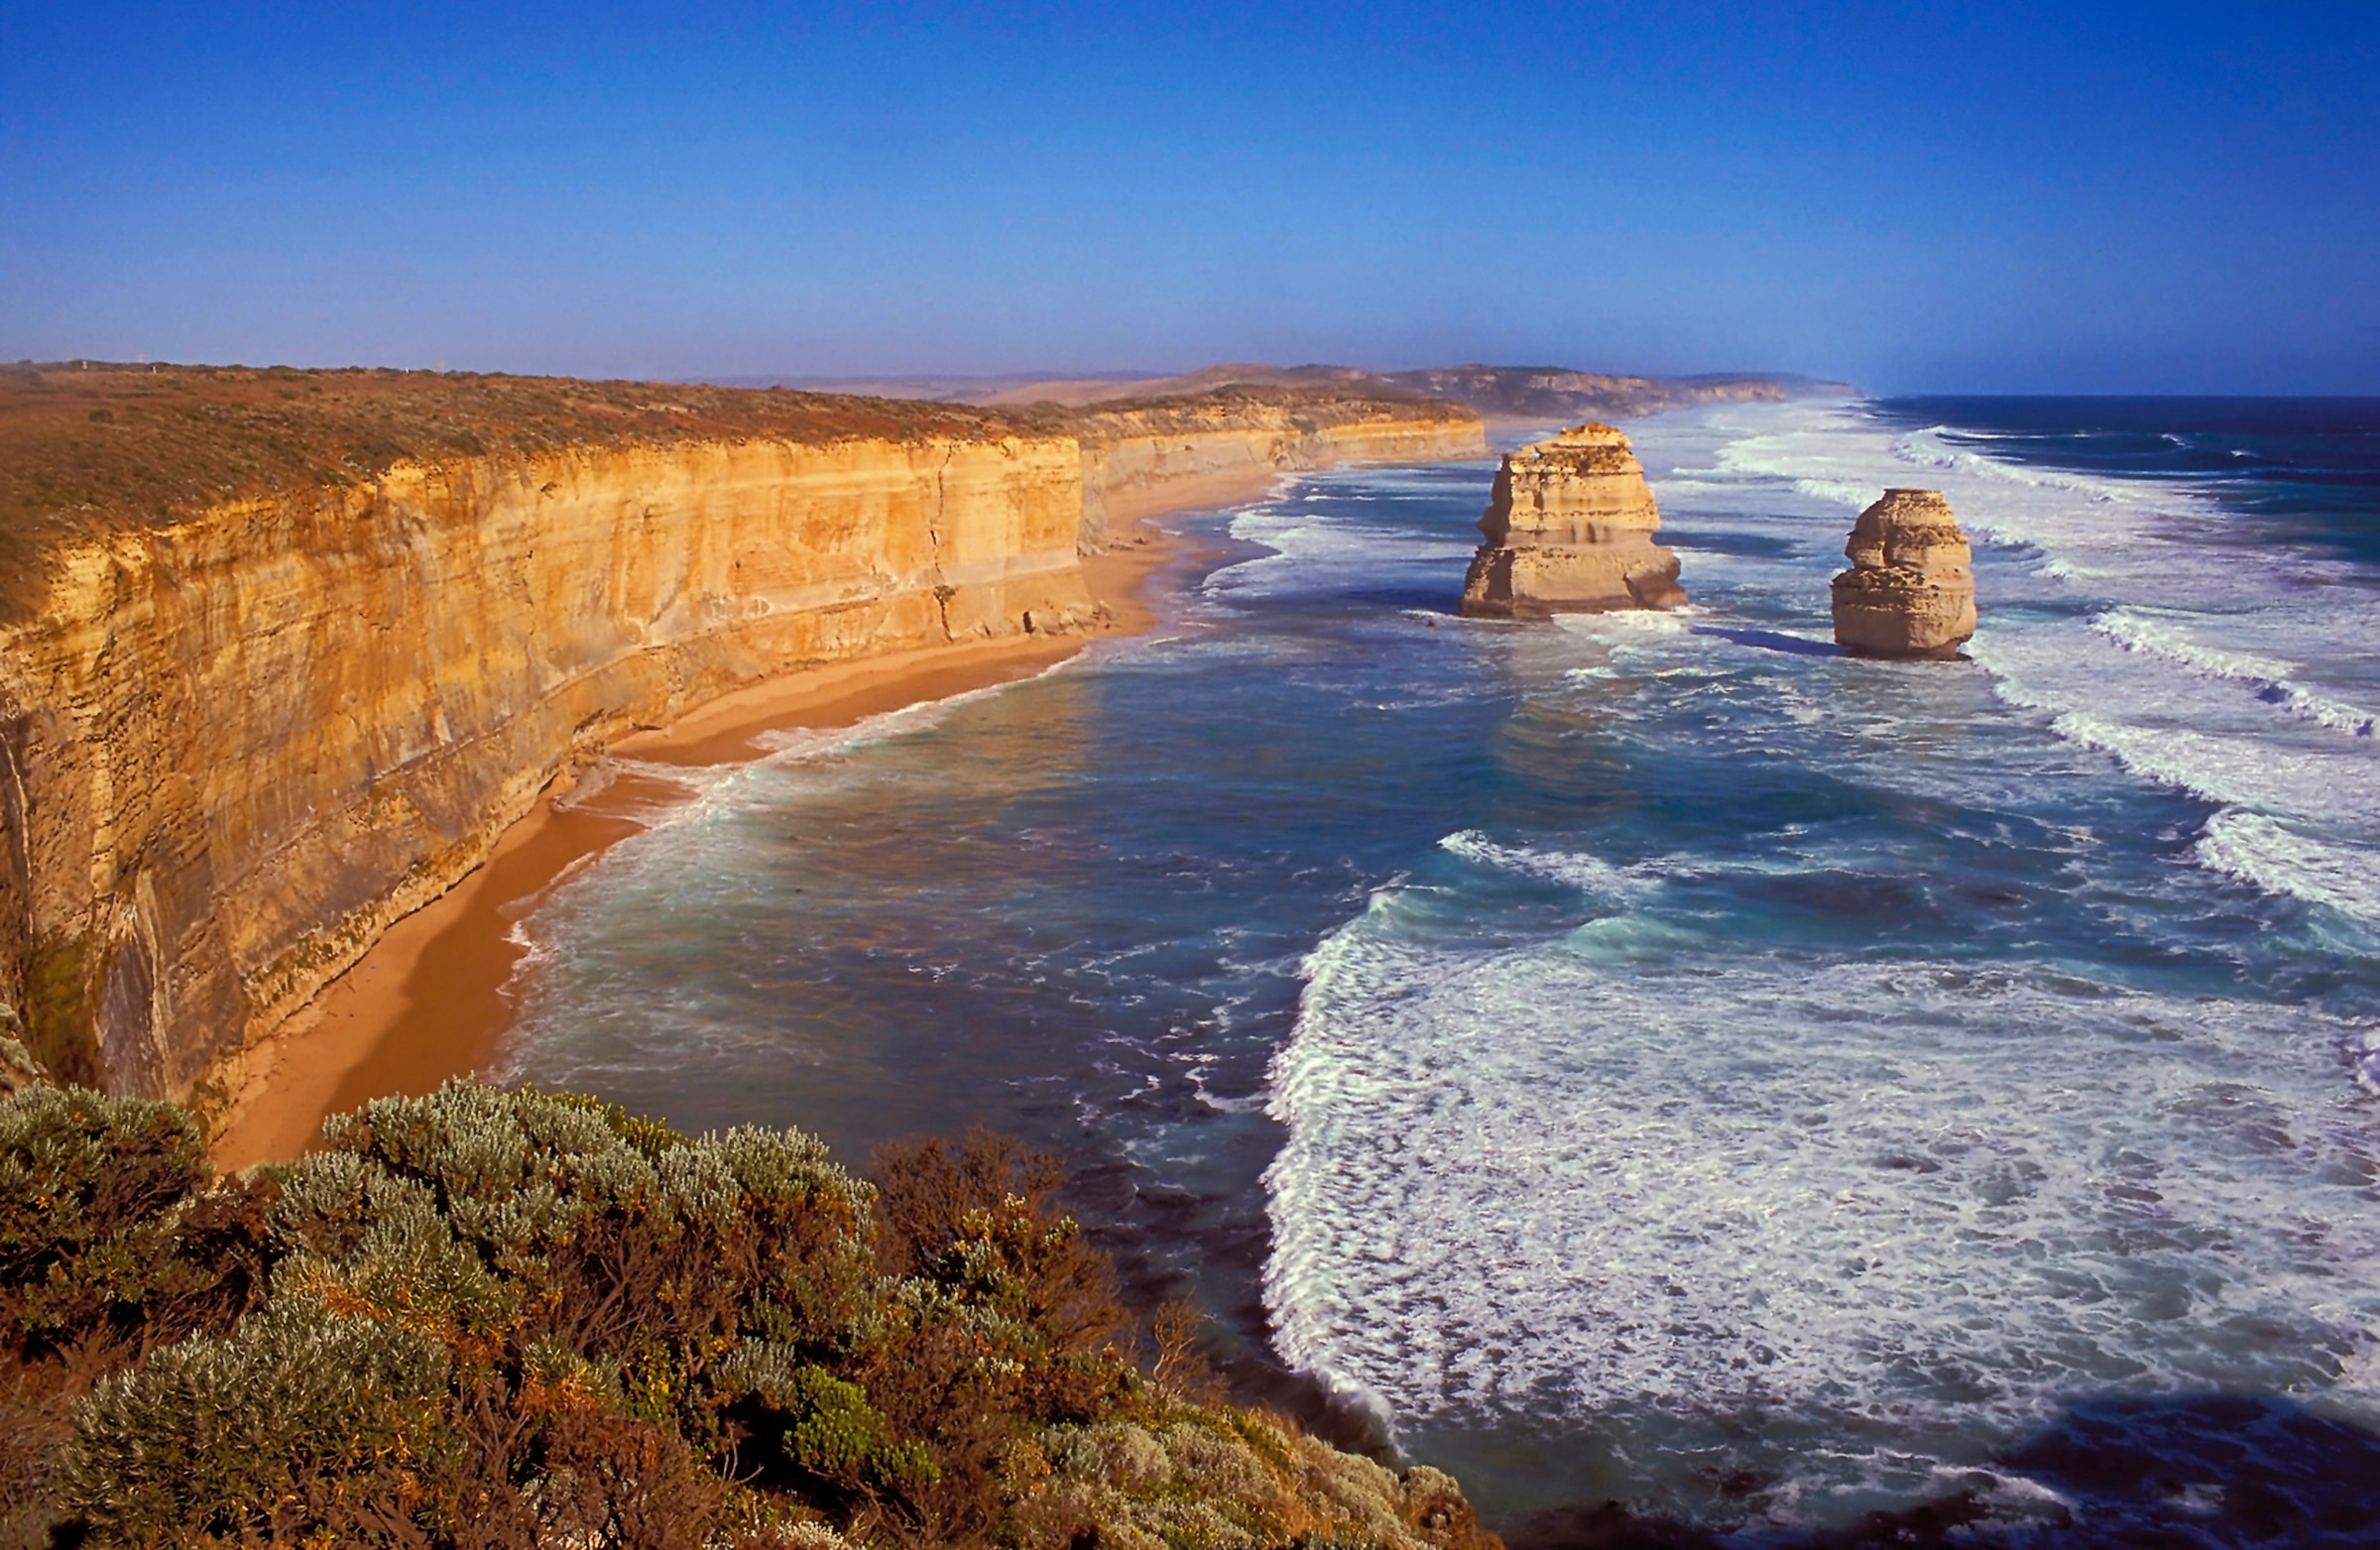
[0,361,1476,622]
[0,362,1030,552]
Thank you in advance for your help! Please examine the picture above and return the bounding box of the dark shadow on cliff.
[1690,624,1844,657]
[1500,1393,2380,1550]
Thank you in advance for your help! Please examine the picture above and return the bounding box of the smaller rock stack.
[1830,489,1977,657]
[1459,423,1686,618]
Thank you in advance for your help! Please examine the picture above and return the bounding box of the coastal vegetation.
[0,1038,1494,1550]
[0,362,1023,580]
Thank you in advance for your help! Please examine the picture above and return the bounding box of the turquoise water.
[500,400,2380,1539]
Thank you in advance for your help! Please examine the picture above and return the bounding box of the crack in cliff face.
[928,442,956,641]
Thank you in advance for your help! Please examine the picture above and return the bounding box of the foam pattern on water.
[490,408,2380,1534]
[1689,402,2380,927]
[1438,830,1648,903]
[1264,874,2380,1519]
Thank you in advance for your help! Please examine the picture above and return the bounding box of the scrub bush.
[0,1084,269,1362]
[0,1085,272,1547]
[0,1078,1496,1550]
[64,1297,455,1544]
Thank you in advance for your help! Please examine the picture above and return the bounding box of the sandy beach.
[210,501,1235,1171]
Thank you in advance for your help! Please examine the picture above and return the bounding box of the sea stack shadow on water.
[1459,423,1686,617]
[1830,487,1977,658]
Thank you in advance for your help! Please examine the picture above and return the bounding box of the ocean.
[497,397,2380,1540]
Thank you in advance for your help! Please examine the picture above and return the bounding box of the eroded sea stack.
[1458,423,1685,617]
[1830,488,1977,657]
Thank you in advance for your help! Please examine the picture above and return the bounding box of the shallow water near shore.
[499,399,2380,1538]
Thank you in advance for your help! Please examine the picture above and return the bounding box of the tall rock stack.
[1459,423,1686,618]
[1830,488,1977,657]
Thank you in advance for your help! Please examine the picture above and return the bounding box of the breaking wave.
[1692,400,2380,926]
[1264,876,2380,1522]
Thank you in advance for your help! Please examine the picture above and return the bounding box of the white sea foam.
[1264,894,2380,1517]
[1550,608,1698,640]
[1209,498,1476,603]
[2195,810,2380,926]
[2090,607,2378,739]
[1438,830,1645,901]
[2044,711,2380,829]
[2353,1029,2380,1099]
[1669,400,2380,921]
[2089,606,2300,687]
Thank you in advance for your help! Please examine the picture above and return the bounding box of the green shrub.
[0,1078,1498,1550]
[64,1297,455,1545]
[772,1365,937,1495]
[0,1083,265,1362]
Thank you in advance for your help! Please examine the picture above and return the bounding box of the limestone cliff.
[1458,423,1686,618]
[1831,488,1976,657]
[1067,388,1487,548]
[0,365,1484,1111]
[0,432,1094,1105]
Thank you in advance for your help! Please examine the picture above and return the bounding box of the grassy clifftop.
[0,364,1035,562]
[0,364,1479,579]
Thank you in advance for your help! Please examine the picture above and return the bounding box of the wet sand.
[210,514,1207,1171]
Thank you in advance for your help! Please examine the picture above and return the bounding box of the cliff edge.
[0,364,1483,1114]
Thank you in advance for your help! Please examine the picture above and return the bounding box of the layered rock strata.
[0,367,1484,1112]
[1830,488,1977,657]
[1458,423,1685,617]
[1071,391,1487,548]
[0,434,1095,1106]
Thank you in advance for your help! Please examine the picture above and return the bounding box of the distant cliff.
[1367,365,1856,423]
[740,361,1858,422]
[1063,386,1486,547]
[0,365,1482,1113]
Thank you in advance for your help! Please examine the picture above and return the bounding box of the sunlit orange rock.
[1831,488,1977,657]
[1459,423,1685,617]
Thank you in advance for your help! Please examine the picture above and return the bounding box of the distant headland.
[703,362,1858,426]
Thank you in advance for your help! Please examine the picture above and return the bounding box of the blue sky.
[4,2,2374,392]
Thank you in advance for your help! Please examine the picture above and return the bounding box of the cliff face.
[1458,423,1686,618]
[0,367,1485,1111]
[1070,392,1488,547]
[0,433,1093,1103]
[1831,488,1976,657]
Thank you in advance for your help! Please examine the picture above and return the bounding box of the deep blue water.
[1874,396,2380,568]
[500,399,2380,1542]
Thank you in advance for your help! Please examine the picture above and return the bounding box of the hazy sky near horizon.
[5,2,2376,393]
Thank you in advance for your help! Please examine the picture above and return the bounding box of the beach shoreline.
[209,497,1236,1172]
